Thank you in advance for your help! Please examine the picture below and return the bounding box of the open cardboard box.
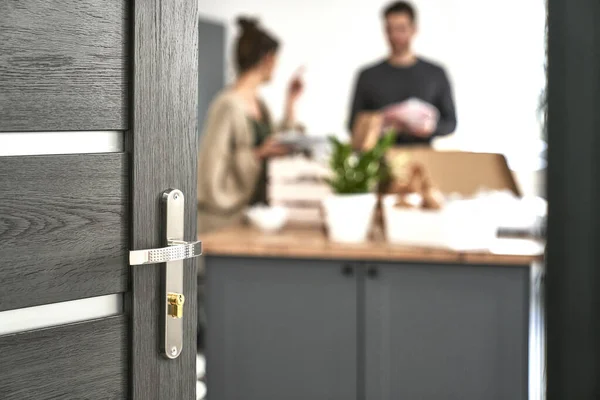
[384,147,521,197]
[380,147,522,250]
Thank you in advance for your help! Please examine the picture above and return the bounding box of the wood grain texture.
[546,0,600,397]
[131,0,198,399]
[0,316,128,399]
[0,154,129,311]
[201,225,543,266]
[0,0,128,131]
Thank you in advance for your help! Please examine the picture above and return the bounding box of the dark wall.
[198,17,226,141]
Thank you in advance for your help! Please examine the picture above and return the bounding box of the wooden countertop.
[200,224,544,266]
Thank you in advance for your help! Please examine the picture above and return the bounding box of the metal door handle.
[128,188,201,360]
[129,240,202,266]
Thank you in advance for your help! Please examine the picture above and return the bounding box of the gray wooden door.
[364,262,529,400]
[0,0,198,399]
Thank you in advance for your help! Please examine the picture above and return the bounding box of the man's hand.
[382,109,407,133]
[383,117,404,131]
[407,119,436,138]
[382,104,405,128]
[382,101,437,138]
[410,125,435,138]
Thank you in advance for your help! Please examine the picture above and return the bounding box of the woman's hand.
[283,68,305,125]
[254,137,292,160]
[286,67,305,105]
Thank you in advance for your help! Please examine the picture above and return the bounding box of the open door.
[0,0,199,398]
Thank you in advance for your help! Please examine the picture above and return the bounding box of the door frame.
[546,0,600,398]
[129,0,199,398]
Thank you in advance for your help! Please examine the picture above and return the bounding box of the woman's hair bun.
[234,16,279,74]
[237,17,259,32]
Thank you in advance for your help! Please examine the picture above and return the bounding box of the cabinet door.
[206,257,358,400]
[364,262,529,400]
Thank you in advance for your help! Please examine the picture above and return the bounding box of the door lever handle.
[129,240,202,266]
[128,189,201,360]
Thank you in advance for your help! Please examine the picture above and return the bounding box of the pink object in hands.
[382,98,439,133]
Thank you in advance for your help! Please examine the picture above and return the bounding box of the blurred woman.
[197,17,304,234]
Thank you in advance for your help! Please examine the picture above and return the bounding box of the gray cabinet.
[205,256,531,400]
[365,262,529,400]
[206,257,358,400]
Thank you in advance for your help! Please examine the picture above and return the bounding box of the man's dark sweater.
[349,58,457,145]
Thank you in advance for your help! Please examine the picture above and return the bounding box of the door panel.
[0,316,128,399]
[0,0,128,131]
[0,0,198,397]
[206,257,358,400]
[130,0,198,398]
[0,153,129,311]
[365,262,529,400]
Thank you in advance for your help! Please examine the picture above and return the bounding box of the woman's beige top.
[197,89,295,234]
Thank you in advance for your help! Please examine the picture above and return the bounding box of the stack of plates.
[267,156,332,225]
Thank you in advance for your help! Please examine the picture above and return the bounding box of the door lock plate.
[161,189,185,359]
[129,188,201,360]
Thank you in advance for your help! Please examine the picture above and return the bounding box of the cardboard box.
[385,147,521,197]
[352,111,384,150]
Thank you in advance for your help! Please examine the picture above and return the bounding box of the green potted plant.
[322,131,396,243]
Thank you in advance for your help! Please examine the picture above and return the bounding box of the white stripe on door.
[0,131,124,156]
[0,294,123,335]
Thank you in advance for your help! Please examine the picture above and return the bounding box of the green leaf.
[325,131,397,195]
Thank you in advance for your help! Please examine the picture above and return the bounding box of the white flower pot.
[322,193,377,243]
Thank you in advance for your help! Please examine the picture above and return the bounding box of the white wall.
[198,0,546,155]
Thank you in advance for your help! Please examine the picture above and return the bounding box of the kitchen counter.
[201,223,544,266]
[201,223,544,400]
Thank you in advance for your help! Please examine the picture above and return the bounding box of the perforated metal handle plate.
[129,241,202,266]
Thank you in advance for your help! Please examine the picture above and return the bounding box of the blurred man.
[349,1,457,147]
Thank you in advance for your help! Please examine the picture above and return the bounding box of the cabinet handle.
[367,265,379,279]
[341,264,354,277]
